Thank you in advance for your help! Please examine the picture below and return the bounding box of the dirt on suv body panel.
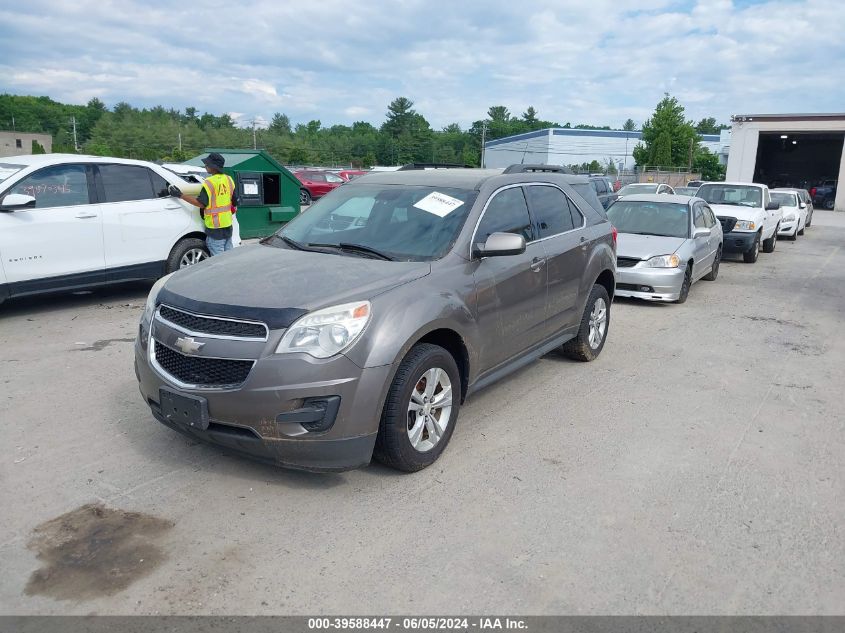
[134,168,616,472]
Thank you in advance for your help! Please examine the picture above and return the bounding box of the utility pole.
[178,132,182,152]
[71,116,80,152]
[10,116,14,132]
[480,121,488,168]
[251,119,257,150]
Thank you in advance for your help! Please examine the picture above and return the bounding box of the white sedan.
[0,154,221,304]
[772,189,808,240]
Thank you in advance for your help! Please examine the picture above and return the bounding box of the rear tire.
[743,233,760,263]
[762,227,777,253]
[798,224,805,236]
[562,284,610,362]
[703,247,720,281]
[165,237,208,274]
[373,344,461,472]
[300,188,312,206]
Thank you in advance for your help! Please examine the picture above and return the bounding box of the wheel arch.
[413,329,470,403]
[595,268,615,302]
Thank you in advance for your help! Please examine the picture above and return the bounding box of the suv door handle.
[75,212,98,219]
[530,257,546,272]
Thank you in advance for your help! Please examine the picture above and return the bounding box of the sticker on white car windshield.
[413,191,464,217]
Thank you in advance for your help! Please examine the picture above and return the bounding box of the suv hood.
[709,203,762,221]
[616,233,687,260]
[157,244,430,329]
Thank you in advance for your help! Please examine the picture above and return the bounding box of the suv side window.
[99,164,156,202]
[10,164,90,208]
[703,205,717,228]
[526,185,574,238]
[593,178,607,195]
[326,173,344,183]
[476,187,534,243]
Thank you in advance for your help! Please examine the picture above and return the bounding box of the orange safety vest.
[202,173,235,230]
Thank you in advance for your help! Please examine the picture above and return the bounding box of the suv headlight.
[142,273,173,325]
[734,220,756,231]
[276,301,371,358]
[645,254,681,268]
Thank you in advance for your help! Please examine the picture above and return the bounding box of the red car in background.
[294,170,345,205]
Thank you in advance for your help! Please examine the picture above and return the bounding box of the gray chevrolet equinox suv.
[134,166,617,472]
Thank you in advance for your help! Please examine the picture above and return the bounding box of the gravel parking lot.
[1,212,843,615]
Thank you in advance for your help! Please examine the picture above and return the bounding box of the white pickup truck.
[695,182,783,263]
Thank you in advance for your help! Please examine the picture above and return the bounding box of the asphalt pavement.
[1,212,843,615]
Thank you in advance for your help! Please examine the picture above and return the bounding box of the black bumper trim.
[721,230,758,253]
[150,407,375,472]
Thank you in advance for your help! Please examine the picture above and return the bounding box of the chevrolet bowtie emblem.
[175,336,205,354]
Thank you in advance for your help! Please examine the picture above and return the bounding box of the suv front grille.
[154,341,254,387]
[718,216,737,233]
[159,305,267,339]
[616,257,640,268]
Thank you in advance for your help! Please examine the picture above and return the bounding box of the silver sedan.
[607,194,724,303]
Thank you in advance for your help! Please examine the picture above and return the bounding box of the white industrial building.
[726,113,844,211]
[483,128,726,171]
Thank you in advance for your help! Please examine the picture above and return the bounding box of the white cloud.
[0,0,843,129]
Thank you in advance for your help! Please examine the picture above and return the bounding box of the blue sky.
[0,0,842,130]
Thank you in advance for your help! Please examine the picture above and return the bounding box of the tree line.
[0,93,727,179]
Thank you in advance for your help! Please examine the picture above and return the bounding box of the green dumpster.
[184,149,301,238]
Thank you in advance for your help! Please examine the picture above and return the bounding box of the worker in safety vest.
[168,152,238,256]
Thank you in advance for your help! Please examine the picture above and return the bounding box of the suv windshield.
[771,192,798,207]
[607,200,690,238]
[272,184,478,262]
[0,163,25,184]
[697,184,762,207]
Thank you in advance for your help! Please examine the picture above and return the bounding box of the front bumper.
[615,267,685,302]
[135,334,390,472]
[721,230,757,253]
[778,220,798,236]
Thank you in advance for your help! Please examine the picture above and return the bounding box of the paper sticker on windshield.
[243,183,259,195]
[413,191,464,217]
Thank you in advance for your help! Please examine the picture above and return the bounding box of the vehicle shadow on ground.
[611,296,673,308]
[0,281,154,319]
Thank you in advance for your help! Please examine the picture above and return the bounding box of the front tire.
[762,227,777,253]
[703,247,721,281]
[675,264,692,304]
[824,199,834,210]
[743,233,760,263]
[166,237,209,274]
[562,284,610,362]
[373,344,461,472]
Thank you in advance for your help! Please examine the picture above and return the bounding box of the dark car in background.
[811,180,837,210]
[135,165,617,473]
[585,175,619,210]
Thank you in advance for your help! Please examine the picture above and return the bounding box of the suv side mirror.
[766,201,780,211]
[473,232,526,258]
[0,193,36,212]
[799,202,807,209]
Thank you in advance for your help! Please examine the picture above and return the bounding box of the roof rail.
[503,164,573,174]
[396,163,472,171]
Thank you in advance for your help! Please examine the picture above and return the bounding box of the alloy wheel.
[407,367,453,453]
[180,248,207,268]
[588,297,607,349]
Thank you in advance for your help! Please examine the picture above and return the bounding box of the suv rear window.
[525,185,574,237]
[99,164,156,202]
